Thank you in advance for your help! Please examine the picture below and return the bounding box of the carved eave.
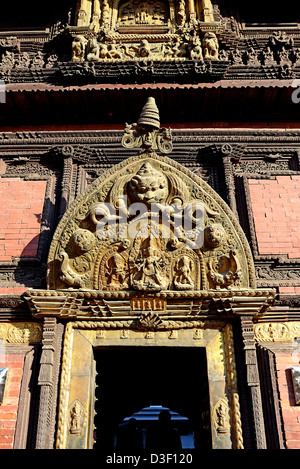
[25,288,276,320]
[1,81,298,127]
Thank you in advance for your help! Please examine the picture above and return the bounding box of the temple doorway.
[93,346,212,452]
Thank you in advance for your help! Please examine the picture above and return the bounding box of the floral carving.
[136,312,163,330]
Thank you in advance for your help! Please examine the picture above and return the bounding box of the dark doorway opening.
[93,346,211,452]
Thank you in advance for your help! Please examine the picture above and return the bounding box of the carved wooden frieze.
[0,322,42,344]
[254,322,300,343]
[69,0,223,64]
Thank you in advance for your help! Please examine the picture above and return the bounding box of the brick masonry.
[0,354,24,449]
[275,353,300,449]
[0,178,46,294]
[0,178,46,262]
[248,176,300,259]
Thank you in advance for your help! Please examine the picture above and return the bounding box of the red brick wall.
[248,176,300,259]
[0,177,47,294]
[0,177,46,262]
[0,354,24,449]
[275,353,300,449]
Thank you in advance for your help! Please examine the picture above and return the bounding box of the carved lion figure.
[204,223,226,249]
[202,32,219,60]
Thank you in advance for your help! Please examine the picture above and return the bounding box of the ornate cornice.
[25,288,275,320]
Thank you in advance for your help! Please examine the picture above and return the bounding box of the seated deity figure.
[87,37,99,61]
[131,242,170,291]
[72,36,86,62]
[106,253,128,288]
[174,255,194,290]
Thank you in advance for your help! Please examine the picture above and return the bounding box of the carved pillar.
[90,0,101,32]
[76,0,92,26]
[200,0,214,22]
[233,316,267,449]
[35,317,64,449]
[188,0,196,22]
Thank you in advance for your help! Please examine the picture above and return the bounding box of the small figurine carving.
[72,36,86,62]
[269,31,294,52]
[218,49,228,61]
[172,38,187,57]
[214,400,230,435]
[45,54,58,68]
[15,52,30,69]
[59,228,95,288]
[230,48,243,64]
[277,47,291,65]
[244,47,259,66]
[87,37,99,61]
[31,51,45,69]
[102,0,110,27]
[189,35,203,61]
[207,250,242,289]
[89,0,101,32]
[107,40,123,59]
[69,400,85,435]
[260,46,275,66]
[99,44,109,59]
[0,51,15,72]
[177,0,186,26]
[138,39,151,58]
[202,32,219,60]
[174,255,195,290]
[106,252,129,289]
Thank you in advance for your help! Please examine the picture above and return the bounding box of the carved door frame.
[54,320,243,450]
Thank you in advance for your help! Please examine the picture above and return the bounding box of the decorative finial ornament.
[121,97,172,154]
[137,97,160,129]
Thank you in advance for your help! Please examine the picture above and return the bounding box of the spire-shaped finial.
[137,97,160,129]
[122,97,172,154]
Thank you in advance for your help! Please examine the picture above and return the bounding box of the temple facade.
[0,0,300,450]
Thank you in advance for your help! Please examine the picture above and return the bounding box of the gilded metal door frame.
[55,321,243,449]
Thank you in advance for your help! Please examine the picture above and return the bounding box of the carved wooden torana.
[26,98,275,320]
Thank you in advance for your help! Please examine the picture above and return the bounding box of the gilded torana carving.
[70,0,223,63]
[45,98,255,296]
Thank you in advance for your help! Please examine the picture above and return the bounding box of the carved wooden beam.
[25,288,275,320]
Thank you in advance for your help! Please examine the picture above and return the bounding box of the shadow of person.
[146,410,182,453]
[115,418,143,453]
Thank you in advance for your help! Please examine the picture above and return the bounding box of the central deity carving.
[119,0,169,26]
[70,0,223,63]
[47,98,251,293]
